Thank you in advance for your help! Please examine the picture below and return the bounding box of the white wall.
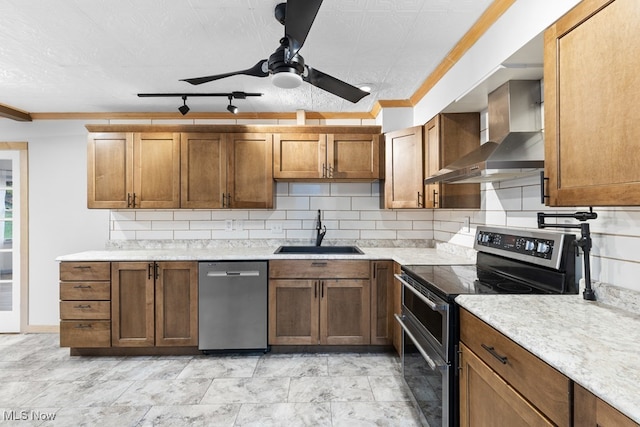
[0,120,109,326]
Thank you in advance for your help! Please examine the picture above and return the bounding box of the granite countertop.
[56,247,476,266]
[456,294,640,423]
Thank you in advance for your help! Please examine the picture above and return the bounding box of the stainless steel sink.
[273,245,364,254]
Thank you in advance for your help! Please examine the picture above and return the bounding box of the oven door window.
[400,313,450,427]
[403,286,447,353]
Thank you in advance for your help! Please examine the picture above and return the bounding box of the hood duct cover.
[425,80,544,184]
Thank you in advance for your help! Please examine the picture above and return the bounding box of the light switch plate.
[270,223,283,234]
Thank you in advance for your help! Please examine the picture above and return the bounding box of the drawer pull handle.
[73,285,92,289]
[73,266,91,269]
[481,343,508,364]
[75,324,93,329]
[74,304,91,309]
[311,262,327,267]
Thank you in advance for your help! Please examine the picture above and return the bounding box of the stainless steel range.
[395,226,578,426]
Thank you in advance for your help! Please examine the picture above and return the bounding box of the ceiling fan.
[180,0,370,103]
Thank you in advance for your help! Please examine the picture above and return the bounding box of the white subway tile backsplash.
[211,211,249,220]
[376,220,412,230]
[211,230,249,239]
[174,230,212,240]
[397,230,434,240]
[289,182,331,196]
[136,230,173,240]
[276,196,311,210]
[340,220,375,230]
[397,210,433,221]
[330,182,372,196]
[174,211,212,221]
[287,210,321,220]
[351,196,380,211]
[250,210,286,220]
[322,210,359,220]
[114,221,152,231]
[361,230,396,239]
[152,221,189,230]
[310,197,351,211]
[361,211,397,221]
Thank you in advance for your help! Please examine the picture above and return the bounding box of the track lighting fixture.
[137,91,262,114]
[227,95,238,114]
[178,96,190,115]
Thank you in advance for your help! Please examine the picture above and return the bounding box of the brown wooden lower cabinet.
[268,260,371,345]
[370,261,394,345]
[574,383,639,427]
[111,261,198,347]
[392,262,402,356]
[460,309,571,426]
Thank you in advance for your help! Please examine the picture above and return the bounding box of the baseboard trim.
[24,325,60,333]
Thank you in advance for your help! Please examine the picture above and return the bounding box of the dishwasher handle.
[206,271,261,277]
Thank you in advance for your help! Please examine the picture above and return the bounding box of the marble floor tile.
[0,334,420,426]
[99,358,190,381]
[331,401,423,427]
[200,377,290,404]
[368,375,414,402]
[0,381,54,406]
[113,378,211,407]
[177,355,260,379]
[234,402,332,427]
[328,354,402,377]
[253,355,328,377]
[40,405,150,427]
[25,380,133,408]
[138,404,240,427]
[288,376,374,402]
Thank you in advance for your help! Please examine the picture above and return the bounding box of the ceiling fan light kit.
[272,71,303,89]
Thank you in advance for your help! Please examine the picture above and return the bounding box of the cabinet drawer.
[269,260,370,279]
[60,282,110,300]
[60,301,111,320]
[459,309,570,426]
[60,320,111,348]
[60,262,110,281]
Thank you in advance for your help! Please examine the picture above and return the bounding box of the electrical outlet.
[225,219,233,232]
[236,219,243,231]
[270,223,283,234]
[463,216,471,232]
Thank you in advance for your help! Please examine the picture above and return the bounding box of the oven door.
[396,312,450,427]
[395,273,450,360]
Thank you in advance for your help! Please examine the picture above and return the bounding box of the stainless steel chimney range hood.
[425,80,544,184]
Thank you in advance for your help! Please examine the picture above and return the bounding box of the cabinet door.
[155,262,198,347]
[459,343,554,427]
[327,133,381,179]
[180,133,226,208]
[111,262,155,347]
[133,132,181,208]
[268,279,319,345]
[392,262,402,356]
[544,0,640,206]
[384,126,424,208]
[574,383,638,427]
[370,261,394,345]
[320,279,370,345]
[273,133,326,179]
[424,114,480,209]
[87,132,133,208]
[227,133,274,208]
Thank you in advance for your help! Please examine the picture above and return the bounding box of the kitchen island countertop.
[456,294,640,424]
[56,246,475,266]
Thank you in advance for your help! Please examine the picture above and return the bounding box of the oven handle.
[394,314,447,371]
[394,274,447,312]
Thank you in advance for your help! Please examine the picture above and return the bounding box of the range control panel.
[474,226,572,270]
[476,230,555,259]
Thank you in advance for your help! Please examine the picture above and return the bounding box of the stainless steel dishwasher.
[198,261,268,352]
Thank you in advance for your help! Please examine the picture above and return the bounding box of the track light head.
[227,95,238,114]
[178,96,190,115]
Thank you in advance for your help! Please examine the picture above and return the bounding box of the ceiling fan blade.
[181,60,268,85]
[303,66,370,103]
[285,0,323,60]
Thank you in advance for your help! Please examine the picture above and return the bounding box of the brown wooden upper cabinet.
[384,114,480,209]
[87,132,180,209]
[424,113,480,209]
[543,0,640,206]
[273,132,382,181]
[384,126,424,208]
[181,132,274,209]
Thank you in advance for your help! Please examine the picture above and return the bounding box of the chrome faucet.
[315,209,327,246]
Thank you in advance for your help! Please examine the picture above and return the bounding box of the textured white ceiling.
[0,0,495,114]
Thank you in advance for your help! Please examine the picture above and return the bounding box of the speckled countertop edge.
[456,294,640,423]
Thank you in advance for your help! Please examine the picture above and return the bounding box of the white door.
[0,151,20,332]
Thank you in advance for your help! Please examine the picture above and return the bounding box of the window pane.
[0,252,12,280]
[0,283,10,311]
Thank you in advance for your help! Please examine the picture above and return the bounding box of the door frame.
[0,142,28,332]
